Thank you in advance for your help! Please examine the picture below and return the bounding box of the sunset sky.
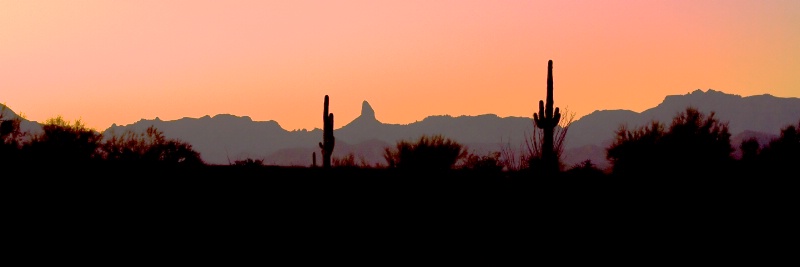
[2,0,799,131]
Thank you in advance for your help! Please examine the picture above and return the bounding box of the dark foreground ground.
[6,163,795,263]
[15,163,794,210]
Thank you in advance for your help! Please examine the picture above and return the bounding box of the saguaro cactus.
[533,60,561,174]
[312,152,317,168]
[319,95,335,168]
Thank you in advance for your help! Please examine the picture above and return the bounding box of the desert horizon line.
[2,88,796,132]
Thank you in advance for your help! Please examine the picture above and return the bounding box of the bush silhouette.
[25,116,104,165]
[332,152,357,168]
[233,158,265,167]
[565,160,606,178]
[739,137,761,162]
[606,121,665,176]
[332,152,370,168]
[384,134,467,171]
[0,108,26,165]
[606,107,733,177]
[101,125,204,166]
[460,151,504,173]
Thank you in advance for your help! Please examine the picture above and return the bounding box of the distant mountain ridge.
[3,89,799,168]
[567,89,800,148]
[99,100,535,165]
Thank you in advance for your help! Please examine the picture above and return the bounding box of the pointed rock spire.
[361,100,376,121]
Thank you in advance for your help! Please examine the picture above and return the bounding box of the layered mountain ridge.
[2,89,799,168]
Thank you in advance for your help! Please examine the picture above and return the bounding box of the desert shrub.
[0,108,26,164]
[384,134,467,171]
[332,152,370,168]
[498,138,527,172]
[662,107,732,164]
[606,107,733,177]
[606,121,665,177]
[522,107,575,174]
[101,125,204,166]
[460,151,504,173]
[564,160,606,178]
[233,158,264,167]
[739,137,761,162]
[1,116,22,145]
[333,152,357,168]
[24,116,103,165]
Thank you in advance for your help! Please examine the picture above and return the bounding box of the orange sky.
[2,0,799,131]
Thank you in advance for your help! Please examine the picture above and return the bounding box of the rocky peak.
[360,100,376,121]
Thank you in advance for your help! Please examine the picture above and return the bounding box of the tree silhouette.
[757,120,800,176]
[734,136,762,177]
[739,137,761,162]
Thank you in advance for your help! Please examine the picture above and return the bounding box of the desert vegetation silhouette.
[2,58,798,180]
[382,134,468,172]
[607,107,734,177]
[498,60,576,176]
[0,105,26,165]
[102,124,204,167]
[736,119,800,177]
[319,95,335,169]
[0,109,203,171]
[532,60,563,175]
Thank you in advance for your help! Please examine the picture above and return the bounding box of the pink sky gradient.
[2,0,799,131]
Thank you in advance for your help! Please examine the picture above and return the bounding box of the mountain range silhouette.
[2,89,798,169]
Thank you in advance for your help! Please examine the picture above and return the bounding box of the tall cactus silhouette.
[533,60,561,174]
[319,95,335,168]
